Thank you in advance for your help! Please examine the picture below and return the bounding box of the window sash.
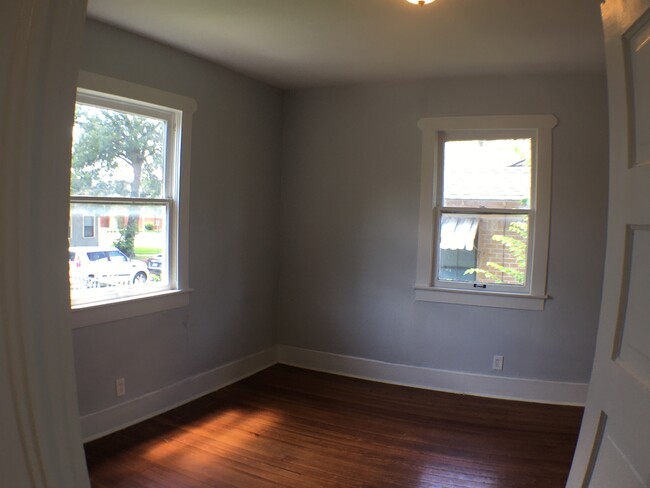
[69,200,173,306]
[431,130,540,295]
[436,131,538,213]
[432,208,535,294]
[74,90,180,201]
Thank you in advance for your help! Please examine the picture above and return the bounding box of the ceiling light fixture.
[406,0,435,5]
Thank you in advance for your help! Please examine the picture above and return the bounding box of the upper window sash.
[437,129,537,211]
[73,89,180,202]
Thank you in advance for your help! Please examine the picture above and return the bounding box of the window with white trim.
[69,73,195,317]
[414,115,557,310]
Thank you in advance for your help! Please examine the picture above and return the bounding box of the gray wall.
[73,20,282,416]
[278,75,608,383]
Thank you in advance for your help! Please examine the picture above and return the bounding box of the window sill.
[71,289,192,329]
[414,286,547,311]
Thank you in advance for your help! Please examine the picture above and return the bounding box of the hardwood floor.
[85,365,583,487]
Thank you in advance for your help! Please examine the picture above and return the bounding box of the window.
[414,115,557,310]
[82,215,95,238]
[69,72,196,323]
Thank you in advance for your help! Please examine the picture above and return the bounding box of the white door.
[567,1,650,486]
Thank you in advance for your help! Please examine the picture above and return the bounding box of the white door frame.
[0,1,90,486]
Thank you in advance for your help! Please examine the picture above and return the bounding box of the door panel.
[590,432,646,488]
[624,9,650,166]
[615,226,650,386]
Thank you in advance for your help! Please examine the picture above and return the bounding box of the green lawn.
[134,231,163,259]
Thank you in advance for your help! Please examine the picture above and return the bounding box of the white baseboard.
[80,347,277,442]
[277,345,588,406]
[81,344,588,441]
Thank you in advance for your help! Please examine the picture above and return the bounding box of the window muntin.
[69,91,179,306]
[415,115,556,310]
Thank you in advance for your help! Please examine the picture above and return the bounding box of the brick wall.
[475,216,526,285]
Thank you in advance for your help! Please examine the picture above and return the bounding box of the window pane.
[439,249,477,282]
[82,215,95,238]
[71,103,167,199]
[438,213,529,286]
[69,202,169,302]
[443,139,531,210]
[108,250,128,262]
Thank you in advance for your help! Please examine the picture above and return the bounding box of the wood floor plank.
[85,365,583,487]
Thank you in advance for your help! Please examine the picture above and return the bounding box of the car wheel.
[133,271,147,285]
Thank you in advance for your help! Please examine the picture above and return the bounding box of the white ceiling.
[86,0,605,89]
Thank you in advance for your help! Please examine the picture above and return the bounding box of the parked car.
[69,247,149,288]
[146,254,163,275]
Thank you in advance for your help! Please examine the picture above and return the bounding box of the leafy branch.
[464,220,528,285]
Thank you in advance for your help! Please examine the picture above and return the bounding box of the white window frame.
[414,115,557,311]
[71,72,196,328]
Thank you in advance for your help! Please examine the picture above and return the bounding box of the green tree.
[464,220,528,284]
[71,104,164,256]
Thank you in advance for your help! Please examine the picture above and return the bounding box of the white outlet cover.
[115,378,126,397]
[493,355,504,370]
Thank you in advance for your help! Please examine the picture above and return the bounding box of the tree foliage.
[71,104,165,256]
[464,220,528,285]
[71,104,164,198]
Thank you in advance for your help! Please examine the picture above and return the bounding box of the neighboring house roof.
[443,139,531,203]
[445,166,530,202]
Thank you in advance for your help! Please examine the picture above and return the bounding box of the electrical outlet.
[115,378,126,397]
[492,355,504,371]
